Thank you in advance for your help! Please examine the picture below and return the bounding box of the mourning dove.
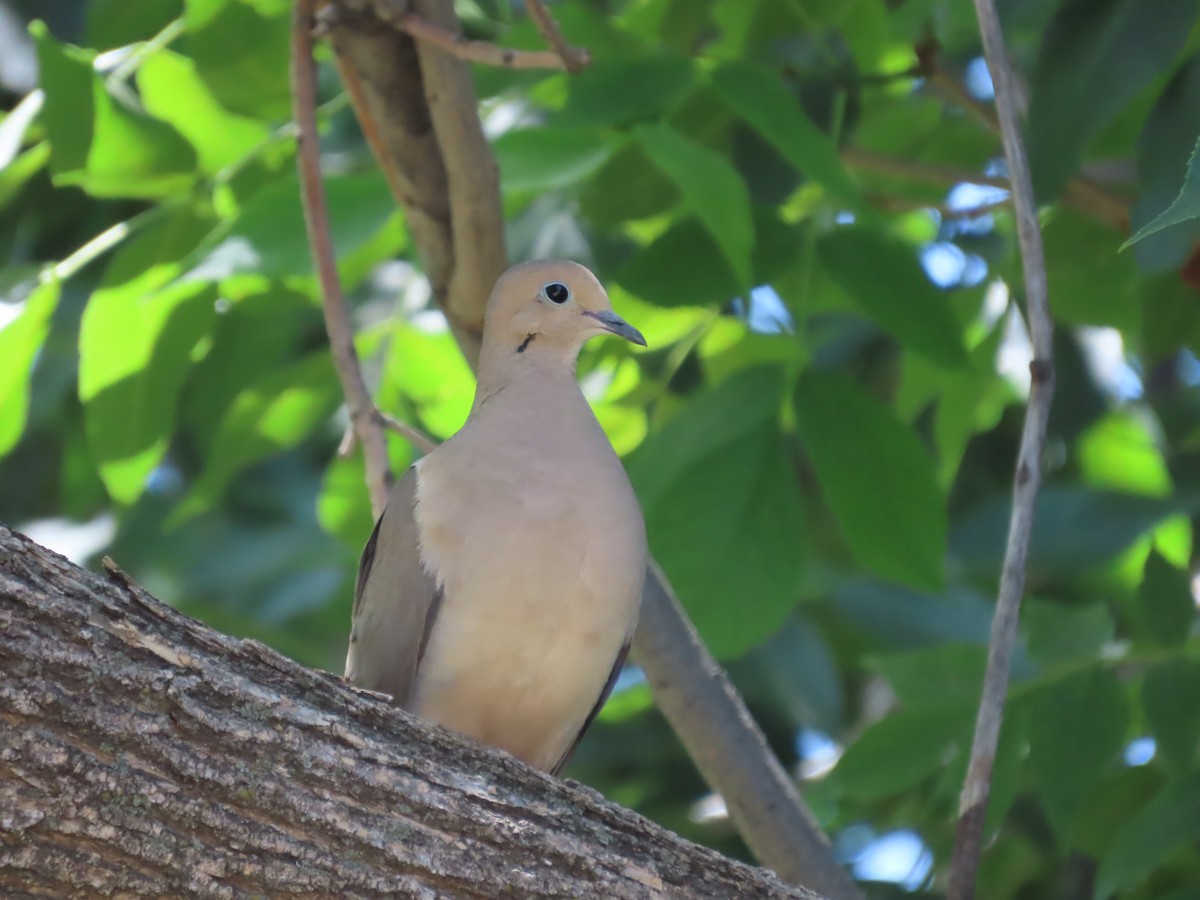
[346,260,648,773]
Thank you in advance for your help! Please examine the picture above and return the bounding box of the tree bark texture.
[0,526,819,899]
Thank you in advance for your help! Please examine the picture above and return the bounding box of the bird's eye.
[542,281,571,304]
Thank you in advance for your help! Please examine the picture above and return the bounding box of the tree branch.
[292,0,393,518]
[391,10,571,70]
[318,2,854,894]
[948,4,1056,899]
[0,526,819,899]
[523,0,589,72]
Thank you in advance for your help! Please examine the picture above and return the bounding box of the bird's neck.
[474,338,580,409]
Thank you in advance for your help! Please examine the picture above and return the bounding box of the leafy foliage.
[3,0,1200,896]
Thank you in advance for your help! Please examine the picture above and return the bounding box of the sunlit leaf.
[635,123,755,286]
[0,280,60,459]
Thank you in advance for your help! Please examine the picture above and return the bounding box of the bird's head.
[481,260,646,364]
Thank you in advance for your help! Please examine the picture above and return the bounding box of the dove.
[347,260,647,773]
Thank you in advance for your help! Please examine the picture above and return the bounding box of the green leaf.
[183,0,293,120]
[868,643,986,711]
[642,423,805,659]
[1028,667,1130,840]
[1023,599,1114,670]
[78,206,219,503]
[172,351,341,522]
[556,55,694,127]
[0,280,61,459]
[630,367,801,658]
[86,0,182,49]
[630,365,786,506]
[1026,0,1200,199]
[494,127,619,193]
[711,61,867,215]
[795,370,947,590]
[818,228,968,368]
[1142,659,1200,774]
[1125,54,1200,269]
[34,23,197,198]
[138,50,270,176]
[1095,772,1200,897]
[1125,134,1200,250]
[950,488,1187,579]
[81,281,216,504]
[381,325,475,441]
[200,172,396,280]
[0,142,50,209]
[185,287,321,452]
[1044,210,1141,332]
[635,123,754,286]
[833,707,972,801]
[1136,551,1195,648]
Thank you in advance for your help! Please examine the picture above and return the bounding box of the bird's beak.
[583,310,647,347]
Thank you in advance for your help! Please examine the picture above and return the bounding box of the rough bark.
[0,526,818,899]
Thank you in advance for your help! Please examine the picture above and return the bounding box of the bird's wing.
[345,465,442,707]
[550,637,632,776]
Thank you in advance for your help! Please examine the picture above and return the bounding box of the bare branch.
[291,0,393,517]
[377,411,439,455]
[523,0,589,72]
[948,4,1056,898]
[387,8,571,70]
[636,566,862,900]
[841,147,1010,190]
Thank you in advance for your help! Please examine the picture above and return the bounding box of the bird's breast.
[407,427,646,770]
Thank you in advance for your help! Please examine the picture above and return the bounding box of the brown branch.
[948,4,1056,899]
[523,0,589,72]
[841,147,1010,190]
[0,526,820,899]
[292,0,393,518]
[388,8,570,70]
[321,2,853,893]
[635,565,861,900]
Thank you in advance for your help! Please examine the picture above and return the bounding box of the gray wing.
[345,465,442,708]
[550,638,631,776]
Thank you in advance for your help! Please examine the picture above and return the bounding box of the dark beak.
[583,310,647,347]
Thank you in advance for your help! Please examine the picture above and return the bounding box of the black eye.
[543,281,571,304]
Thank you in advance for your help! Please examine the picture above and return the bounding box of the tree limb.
[318,2,855,894]
[0,526,819,899]
[948,4,1056,898]
[292,0,393,518]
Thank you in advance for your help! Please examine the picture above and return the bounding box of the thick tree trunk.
[0,526,817,899]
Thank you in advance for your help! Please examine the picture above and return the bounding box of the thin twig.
[388,10,569,70]
[948,3,1055,899]
[377,412,439,455]
[522,0,589,72]
[292,0,394,519]
[841,147,1010,190]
